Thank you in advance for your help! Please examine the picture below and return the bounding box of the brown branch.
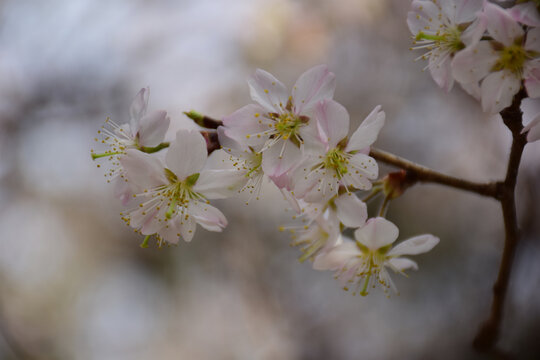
[473,89,527,353]
[369,147,500,198]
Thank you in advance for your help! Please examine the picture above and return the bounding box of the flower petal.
[483,2,524,46]
[165,130,207,180]
[194,169,246,199]
[248,69,289,113]
[354,217,399,251]
[429,55,454,92]
[222,104,270,147]
[312,237,358,271]
[137,110,170,147]
[346,105,385,152]
[261,139,303,179]
[292,65,336,114]
[452,41,499,84]
[387,258,418,272]
[334,193,367,228]
[407,1,443,35]
[508,3,540,27]
[525,63,540,99]
[313,99,349,149]
[190,201,228,232]
[388,234,439,257]
[120,149,167,189]
[129,87,150,133]
[525,27,540,53]
[480,70,520,113]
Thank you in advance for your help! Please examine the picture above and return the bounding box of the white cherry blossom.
[313,217,439,296]
[221,65,336,184]
[408,0,484,91]
[292,103,384,202]
[452,3,540,113]
[120,130,244,246]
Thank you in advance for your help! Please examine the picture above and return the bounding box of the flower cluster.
[92,66,439,296]
[409,0,540,140]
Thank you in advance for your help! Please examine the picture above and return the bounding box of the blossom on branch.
[313,217,439,296]
[120,130,244,245]
[221,65,336,184]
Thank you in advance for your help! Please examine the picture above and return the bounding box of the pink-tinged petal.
[525,27,540,53]
[166,130,207,180]
[461,16,488,46]
[354,217,399,251]
[137,110,170,147]
[248,69,289,113]
[299,120,327,154]
[451,0,483,24]
[458,80,482,100]
[217,126,247,153]
[451,41,499,84]
[525,64,540,99]
[521,97,540,127]
[194,169,246,199]
[481,70,520,113]
[349,153,378,179]
[292,65,336,114]
[525,118,540,142]
[190,201,227,232]
[341,170,373,191]
[521,98,540,142]
[270,170,293,190]
[429,55,454,92]
[387,234,439,257]
[387,258,418,272]
[222,104,270,147]
[346,106,385,152]
[140,207,168,235]
[129,87,149,133]
[159,214,193,244]
[483,2,524,46]
[120,149,167,189]
[334,193,367,228]
[508,3,540,27]
[407,1,443,35]
[313,99,349,149]
[261,139,303,178]
[291,158,322,199]
[281,188,302,213]
[312,238,358,271]
[303,173,339,203]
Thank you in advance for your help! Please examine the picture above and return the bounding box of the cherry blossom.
[119,129,244,246]
[408,0,484,91]
[221,65,336,184]
[292,103,384,202]
[508,2,540,27]
[313,217,439,296]
[452,2,540,113]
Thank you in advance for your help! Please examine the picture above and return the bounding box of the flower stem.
[369,148,500,198]
[139,142,170,154]
[473,89,527,353]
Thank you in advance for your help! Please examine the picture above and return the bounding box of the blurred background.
[0,0,539,359]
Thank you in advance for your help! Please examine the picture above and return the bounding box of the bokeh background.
[0,0,539,359]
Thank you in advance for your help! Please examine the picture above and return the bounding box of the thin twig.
[369,147,500,198]
[473,89,527,352]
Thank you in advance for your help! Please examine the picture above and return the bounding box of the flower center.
[416,26,464,53]
[272,112,303,140]
[163,169,200,218]
[323,148,349,178]
[493,44,527,75]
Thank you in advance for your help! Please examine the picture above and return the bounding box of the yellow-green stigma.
[270,112,306,146]
[415,27,464,53]
[163,169,200,219]
[493,44,528,75]
[323,148,349,179]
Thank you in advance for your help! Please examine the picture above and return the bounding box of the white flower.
[521,97,540,142]
[221,65,336,183]
[408,0,484,91]
[313,217,439,296]
[292,103,384,202]
[120,129,244,245]
[92,88,170,204]
[452,3,540,113]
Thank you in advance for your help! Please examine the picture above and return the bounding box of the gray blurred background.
[0,0,539,359]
